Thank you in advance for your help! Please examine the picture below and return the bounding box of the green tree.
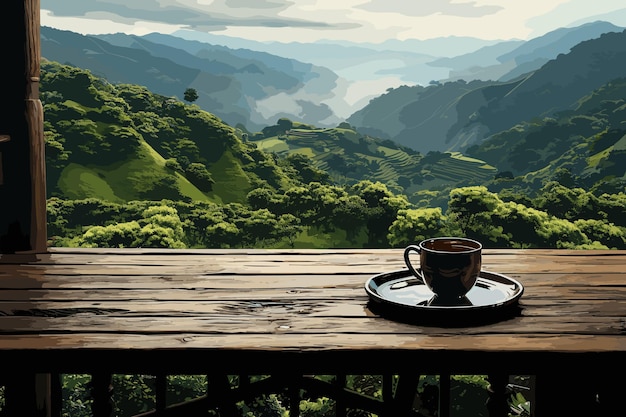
[574,219,626,249]
[281,153,330,184]
[596,192,626,226]
[352,180,411,247]
[183,87,198,103]
[247,187,285,213]
[284,186,318,224]
[491,202,546,248]
[185,162,214,192]
[275,214,304,248]
[190,204,241,248]
[536,217,592,249]
[233,208,279,248]
[387,208,449,248]
[308,183,348,230]
[276,117,293,132]
[137,205,187,248]
[534,182,599,220]
[332,194,368,243]
[78,221,142,248]
[446,186,501,235]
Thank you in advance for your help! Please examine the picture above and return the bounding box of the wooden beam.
[0,0,47,253]
[25,0,47,253]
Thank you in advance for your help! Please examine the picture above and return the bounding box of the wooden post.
[2,373,52,417]
[0,1,50,411]
[0,0,47,253]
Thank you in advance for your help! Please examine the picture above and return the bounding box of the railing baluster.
[527,375,536,417]
[154,374,167,412]
[382,373,393,417]
[1,373,51,417]
[207,374,239,417]
[439,373,451,417]
[382,373,393,403]
[597,373,620,414]
[288,374,301,417]
[90,373,114,417]
[51,373,63,417]
[535,371,605,416]
[335,374,347,417]
[486,374,509,417]
[392,373,420,416]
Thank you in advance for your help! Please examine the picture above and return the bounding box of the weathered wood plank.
[0,312,622,336]
[0,270,623,289]
[4,248,626,267]
[0,296,626,320]
[2,257,625,276]
[0,333,622,355]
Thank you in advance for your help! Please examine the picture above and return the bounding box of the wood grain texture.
[0,248,623,377]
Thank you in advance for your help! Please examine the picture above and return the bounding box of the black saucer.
[365,269,524,326]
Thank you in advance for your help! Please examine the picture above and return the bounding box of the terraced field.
[251,128,496,197]
[428,152,496,182]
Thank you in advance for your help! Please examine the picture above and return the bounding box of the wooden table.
[0,248,624,417]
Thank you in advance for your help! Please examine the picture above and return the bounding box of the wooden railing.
[38,372,531,417]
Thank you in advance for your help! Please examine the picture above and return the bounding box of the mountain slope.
[348,28,626,155]
[467,77,626,192]
[41,26,345,132]
[251,122,496,200]
[41,59,296,204]
[429,21,624,83]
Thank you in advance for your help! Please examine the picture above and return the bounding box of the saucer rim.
[364,269,524,313]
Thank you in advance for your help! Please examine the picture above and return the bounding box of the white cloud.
[40,10,184,36]
[40,0,626,42]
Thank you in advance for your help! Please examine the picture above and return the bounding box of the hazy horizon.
[41,1,626,47]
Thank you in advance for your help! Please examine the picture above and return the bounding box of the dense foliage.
[41,59,297,204]
[47,181,626,249]
[40,60,626,250]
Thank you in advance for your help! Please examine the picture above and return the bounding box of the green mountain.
[349,29,626,156]
[467,78,626,194]
[42,59,296,204]
[41,26,343,132]
[251,122,496,199]
[41,53,625,212]
[42,59,498,206]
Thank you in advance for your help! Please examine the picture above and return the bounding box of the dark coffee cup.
[404,237,482,302]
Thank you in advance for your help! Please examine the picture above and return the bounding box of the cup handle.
[403,244,422,279]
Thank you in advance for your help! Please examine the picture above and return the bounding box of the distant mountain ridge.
[348,26,626,155]
[41,21,624,142]
[41,26,347,132]
[40,21,626,203]
[433,21,624,83]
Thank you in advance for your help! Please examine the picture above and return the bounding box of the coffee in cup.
[404,237,482,303]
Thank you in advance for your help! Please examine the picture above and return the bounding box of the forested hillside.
[250,120,496,200]
[40,58,501,205]
[41,26,344,131]
[42,59,297,204]
[349,29,626,156]
[467,78,626,195]
[41,59,626,250]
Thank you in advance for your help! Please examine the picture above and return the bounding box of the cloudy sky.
[40,0,626,44]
